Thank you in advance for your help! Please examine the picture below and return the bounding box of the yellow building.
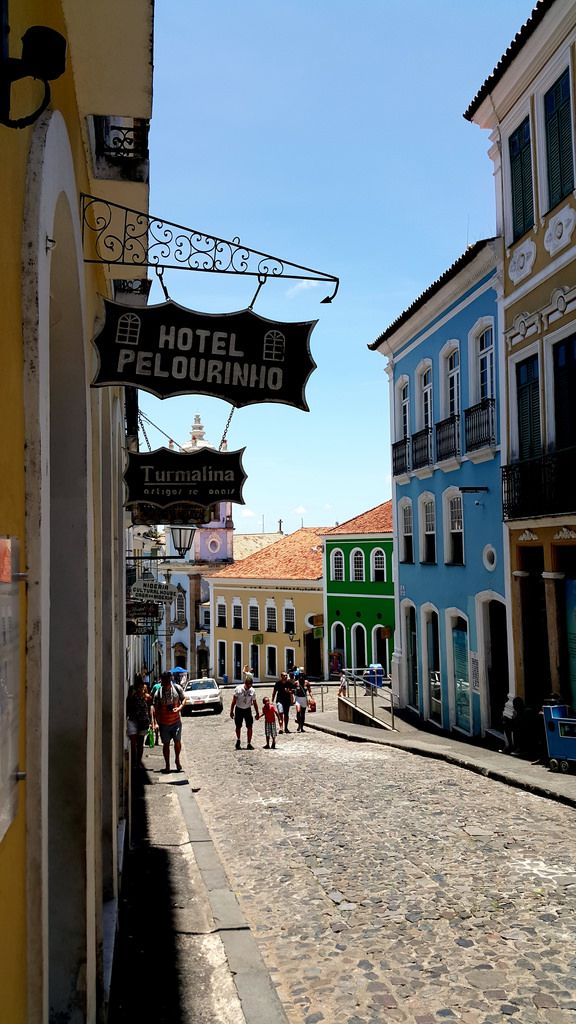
[208,528,327,682]
[466,0,576,709]
[0,2,153,1020]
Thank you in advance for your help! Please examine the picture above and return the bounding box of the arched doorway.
[351,623,367,670]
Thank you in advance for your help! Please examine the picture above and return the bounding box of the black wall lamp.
[1,3,66,129]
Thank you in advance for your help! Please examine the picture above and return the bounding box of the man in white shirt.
[230,672,260,750]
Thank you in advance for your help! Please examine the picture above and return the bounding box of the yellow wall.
[0,3,108,1018]
[211,582,323,681]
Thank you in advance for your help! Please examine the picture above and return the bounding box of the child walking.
[261,697,280,749]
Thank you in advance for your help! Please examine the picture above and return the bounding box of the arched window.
[443,490,464,566]
[331,548,344,581]
[176,590,186,625]
[419,494,436,564]
[371,548,386,582]
[399,499,413,563]
[351,548,365,582]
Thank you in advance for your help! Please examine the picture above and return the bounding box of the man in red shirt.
[153,671,186,773]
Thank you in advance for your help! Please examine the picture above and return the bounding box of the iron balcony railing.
[412,427,433,470]
[392,437,410,476]
[502,445,576,519]
[435,414,460,462]
[465,398,496,452]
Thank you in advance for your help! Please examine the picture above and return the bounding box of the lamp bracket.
[80,193,339,301]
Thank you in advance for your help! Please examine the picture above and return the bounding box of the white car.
[182,677,223,715]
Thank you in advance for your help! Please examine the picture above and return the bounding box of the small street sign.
[123,446,247,509]
[130,580,178,603]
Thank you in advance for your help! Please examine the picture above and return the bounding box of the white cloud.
[285,280,321,299]
[293,504,307,515]
[239,507,257,518]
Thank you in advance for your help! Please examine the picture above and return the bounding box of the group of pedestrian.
[230,666,314,750]
[125,669,188,774]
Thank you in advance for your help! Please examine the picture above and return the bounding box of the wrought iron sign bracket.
[80,193,339,303]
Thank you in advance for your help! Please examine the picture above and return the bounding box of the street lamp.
[170,525,196,559]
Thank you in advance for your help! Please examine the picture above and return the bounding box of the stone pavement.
[110,690,576,1023]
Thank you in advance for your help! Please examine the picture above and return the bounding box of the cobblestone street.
[181,696,576,1024]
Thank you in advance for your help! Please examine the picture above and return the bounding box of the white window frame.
[350,547,365,582]
[532,46,575,216]
[439,340,460,420]
[248,600,260,631]
[396,375,410,441]
[500,94,534,246]
[232,600,243,630]
[442,487,464,566]
[283,603,295,634]
[330,548,344,582]
[418,492,436,564]
[416,358,433,431]
[467,316,495,406]
[398,498,414,564]
[217,640,227,678]
[331,622,346,666]
[266,645,278,678]
[543,319,576,451]
[216,599,227,628]
[508,339,541,461]
[371,547,386,582]
[265,601,277,632]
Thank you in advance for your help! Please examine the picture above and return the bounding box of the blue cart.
[543,704,576,773]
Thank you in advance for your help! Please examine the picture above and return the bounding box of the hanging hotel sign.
[92,299,317,410]
[124,447,247,509]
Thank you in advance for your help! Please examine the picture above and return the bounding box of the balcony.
[502,446,576,519]
[90,115,150,182]
[465,399,496,453]
[392,437,410,477]
[435,414,460,462]
[412,427,433,470]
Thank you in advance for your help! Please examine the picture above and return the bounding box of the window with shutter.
[545,69,574,210]
[554,335,576,449]
[509,118,534,240]
[517,355,541,460]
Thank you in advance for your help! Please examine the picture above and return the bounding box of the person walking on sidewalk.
[261,697,280,749]
[272,671,294,733]
[230,672,260,750]
[294,668,311,732]
[153,671,186,773]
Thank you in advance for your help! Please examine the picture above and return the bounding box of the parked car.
[182,677,223,715]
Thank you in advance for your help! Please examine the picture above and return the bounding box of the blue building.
[370,239,511,740]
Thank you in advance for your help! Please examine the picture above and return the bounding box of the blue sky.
[142,0,536,534]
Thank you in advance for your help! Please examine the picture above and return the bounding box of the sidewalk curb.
[306,719,576,810]
[176,774,289,1024]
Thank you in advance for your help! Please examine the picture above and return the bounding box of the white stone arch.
[350,621,367,670]
[475,589,513,735]
[331,620,347,665]
[444,606,470,732]
[419,601,441,723]
[398,597,418,709]
[21,111,94,1019]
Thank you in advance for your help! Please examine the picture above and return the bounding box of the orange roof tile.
[212,527,328,581]
[325,501,393,536]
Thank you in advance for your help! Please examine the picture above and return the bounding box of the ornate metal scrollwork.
[80,193,339,300]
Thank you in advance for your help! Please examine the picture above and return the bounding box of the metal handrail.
[340,667,395,730]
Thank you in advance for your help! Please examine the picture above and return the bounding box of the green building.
[322,502,394,676]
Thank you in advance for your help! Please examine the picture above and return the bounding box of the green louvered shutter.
[517,355,541,461]
[545,69,574,209]
[509,118,534,240]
